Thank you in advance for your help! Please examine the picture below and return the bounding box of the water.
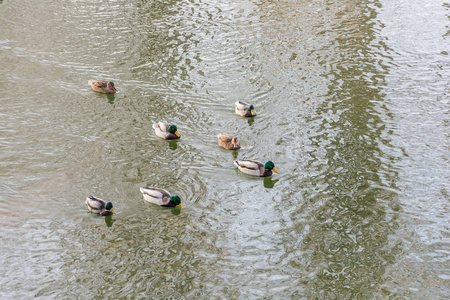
[0,0,449,298]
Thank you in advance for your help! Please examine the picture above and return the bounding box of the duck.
[85,196,116,216]
[153,122,180,139]
[88,79,117,94]
[234,160,279,177]
[235,101,256,117]
[140,187,183,208]
[218,133,241,150]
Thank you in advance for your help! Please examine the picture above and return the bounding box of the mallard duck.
[218,133,241,150]
[140,187,183,208]
[234,160,279,177]
[235,101,256,117]
[88,79,117,94]
[153,122,180,139]
[85,196,116,216]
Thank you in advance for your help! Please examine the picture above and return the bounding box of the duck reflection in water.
[171,207,182,216]
[231,149,239,160]
[264,176,279,188]
[168,140,178,150]
[104,215,115,227]
[247,118,255,126]
[106,93,115,104]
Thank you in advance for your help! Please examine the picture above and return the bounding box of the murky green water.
[1,0,449,298]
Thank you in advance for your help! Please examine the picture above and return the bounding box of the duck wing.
[234,160,264,176]
[85,196,106,213]
[140,187,171,205]
[88,80,107,89]
[235,101,249,111]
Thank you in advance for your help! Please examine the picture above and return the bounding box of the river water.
[0,0,449,298]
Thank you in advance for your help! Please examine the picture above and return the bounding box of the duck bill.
[272,167,279,174]
[178,204,183,209]
[175,131,180,137]
[110,208,116,214]
[250,109,255,116]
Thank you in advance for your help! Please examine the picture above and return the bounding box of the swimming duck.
[153,122,180,139]
[88,79,117,94]
[85,196,116,216]
[235,101,256,117]
[218,133,241,150]
[234,160,279,177]
[140,187,183,208]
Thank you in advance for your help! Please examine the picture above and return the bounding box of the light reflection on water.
[0,0,449,298]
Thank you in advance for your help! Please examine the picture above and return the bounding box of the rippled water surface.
[1,0,449,298]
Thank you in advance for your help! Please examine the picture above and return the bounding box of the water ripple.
[0,0,449,298]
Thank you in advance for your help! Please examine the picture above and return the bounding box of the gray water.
[0,0,449,298]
